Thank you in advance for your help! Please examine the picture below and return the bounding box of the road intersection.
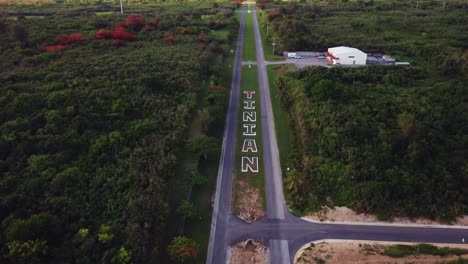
[207,5,468,264]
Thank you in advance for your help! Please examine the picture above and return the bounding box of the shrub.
[39,45,67,53]
[126,15,145,30]
[163,33,175,44]
[268,13,277,22]
[179,27,192,34]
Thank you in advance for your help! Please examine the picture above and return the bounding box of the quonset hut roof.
[328,46,366,56]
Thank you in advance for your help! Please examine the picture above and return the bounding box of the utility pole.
[120,0,124,14]
[272,41,276,55]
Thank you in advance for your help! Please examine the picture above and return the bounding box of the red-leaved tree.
[268,13,277,22]
[95,29,113,40]
[111,29,137,41]
[179,27,192,34]
[40,45,67,52]
[167,236,198,263]
[163,33,175,45]
[95,29,136,41]
[126,15,145,31]
[55,33,85,45]
[258,3,266,10]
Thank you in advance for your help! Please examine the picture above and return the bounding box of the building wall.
[336,52,367,65]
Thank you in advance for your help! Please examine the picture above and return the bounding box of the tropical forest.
[0,1,236,263]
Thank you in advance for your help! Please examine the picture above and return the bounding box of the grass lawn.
[242,9,256,62]
[266,64,296,175]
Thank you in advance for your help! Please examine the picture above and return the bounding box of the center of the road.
[241,90,259,172]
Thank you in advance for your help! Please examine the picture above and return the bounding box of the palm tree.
[284,169,303,193]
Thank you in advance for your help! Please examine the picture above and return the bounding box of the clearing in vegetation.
[230,240,268,264]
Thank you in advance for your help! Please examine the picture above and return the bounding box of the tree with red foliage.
[95,29,113,40]
[40,45,67,52]
[210,85,229,93]
[268,12,277,22]
[167,236,198,263]
[258,3,266,10]
[179,27,192,34]
[126,15,145,31]
[111,29,137,41]
[140,18,158,33]
[55,33,84,45]
[95,29,136,41]
[115,21,127,30]
[163,33,175,45]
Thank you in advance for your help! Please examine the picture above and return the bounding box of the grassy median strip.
[232,65,266,221]
[242,7,256,62]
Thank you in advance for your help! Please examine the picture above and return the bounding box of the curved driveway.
[207,5,468,264]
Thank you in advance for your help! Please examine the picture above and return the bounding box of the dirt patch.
[234,179,265,222]
[295,240,468,264]
[305,206,468,226]
[230,240,268,264]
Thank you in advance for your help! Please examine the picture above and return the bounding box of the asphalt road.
[206,6,468,264]
[206,4,246,264]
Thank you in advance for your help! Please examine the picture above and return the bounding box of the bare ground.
[295,240,468,264]
[305,206,468,226]
[234,179,265,222]
[230,240,268,264]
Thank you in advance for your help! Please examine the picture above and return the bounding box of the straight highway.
[207,5,468,264]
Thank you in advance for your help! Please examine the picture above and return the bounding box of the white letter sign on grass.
[244,91,255,99]
[241,157,259,172]
[242,139,258,153]
[240,90,259,173]
[243,111,256,122]
[243,124,256,136]
[243,100,255,109]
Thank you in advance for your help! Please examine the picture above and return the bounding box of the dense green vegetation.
[279,65,466,220]
[383,244,468,258]
[267,1,467,220]
[0,3,236,263]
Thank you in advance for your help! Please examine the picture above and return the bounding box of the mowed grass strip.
[242,7,256,62]
[232,65,266,215]
[266,65,296,174]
